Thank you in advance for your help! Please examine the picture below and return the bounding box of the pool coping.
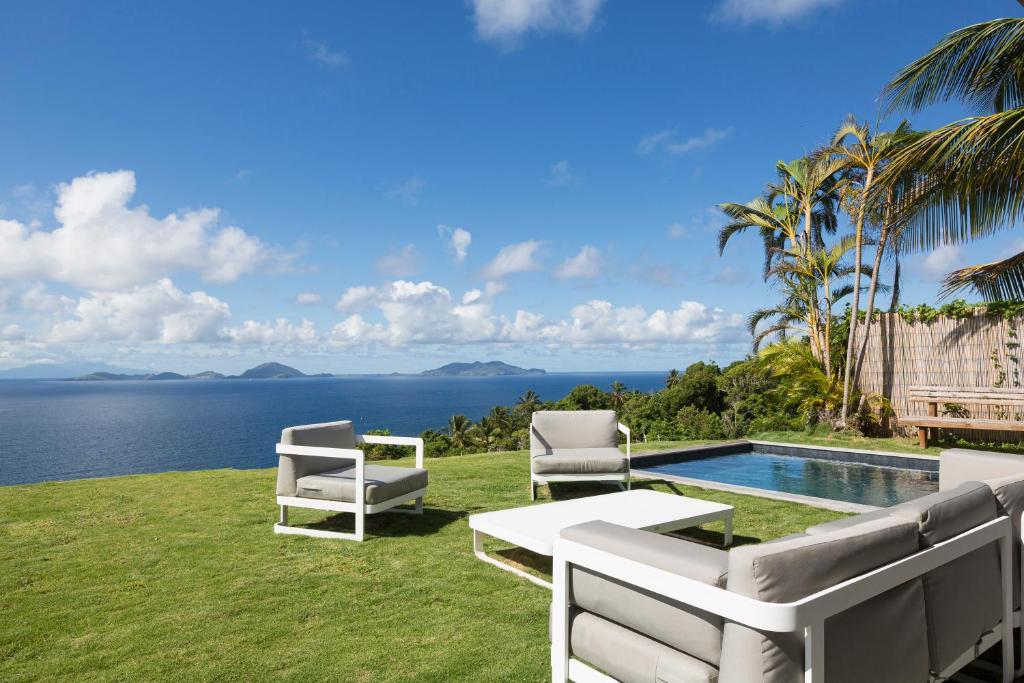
[631,440,939,513]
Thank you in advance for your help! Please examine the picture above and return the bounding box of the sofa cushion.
[530,410,618,453]
[718,517,928,683]
[986,473,1024,608]
[276,420,358,496]
[532,448,628,475]
[561,521,727,667]
[568,610,719,683]
[295,464,427,504]
[889,480,1003,673]
[940,448,1024,491]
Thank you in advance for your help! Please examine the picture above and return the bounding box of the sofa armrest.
[617,423,630,461]
[357,434,425,468]
[561,520,725,586]
[275,444,365,498]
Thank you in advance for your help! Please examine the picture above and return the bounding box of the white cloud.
[471,0,604,46]
[302,36,349,68]
[226,318,317,345]
[20,283,72,312]
[328,279,746,348]
[636,130,675,155]
[554,245,602,280]
[384,177,426,206]
[919,245,964,282]
[546,160,579,188]
[376,244,420,277]
[0,324,25,341]
[336,285,381,312]
[667,223,687,239]
[295,292,322,305]
[47,279,231,344]
[709,265,749,285]
[481,240,543,279]
[438,224,472,262]
[0,170,277,290]
[636,128,733,156]
[711,0,842,25]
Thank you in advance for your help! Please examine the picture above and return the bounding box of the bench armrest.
[357,434,425,468]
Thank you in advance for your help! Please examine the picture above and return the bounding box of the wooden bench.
[898,385,1024,447]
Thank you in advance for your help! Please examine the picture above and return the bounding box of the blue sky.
[0,0,1019,374]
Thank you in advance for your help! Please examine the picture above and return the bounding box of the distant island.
[419,361,545,377]
[72,362,332,382]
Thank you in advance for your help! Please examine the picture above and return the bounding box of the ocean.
[0,372,665,485]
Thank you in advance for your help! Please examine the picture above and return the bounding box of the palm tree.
[515,389,541,415]
[447,414,471,449]
[609,380,627,412]
[489,405,512,433]
[831,117,916,422]
[665,369,680,388]
[881,15,1024,300]
[470,415,501,452]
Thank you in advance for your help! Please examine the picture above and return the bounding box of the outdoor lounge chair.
[274,420,426,542]
[530,410,630,501]
[551,468,1024,682]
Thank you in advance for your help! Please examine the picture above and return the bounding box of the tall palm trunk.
[840,166,874,422]
[854,198,894,383]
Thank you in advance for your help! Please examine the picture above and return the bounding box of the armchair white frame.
[530,422,631,501]
[552,515,1015,683]
[274,433,425,542]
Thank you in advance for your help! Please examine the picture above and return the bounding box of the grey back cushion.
[275,420,358,496]
[940,449,1024,491]
[889,480,1002,673]
[986,473,1024,608]
[719,517,929,683]
[530,410,618,454]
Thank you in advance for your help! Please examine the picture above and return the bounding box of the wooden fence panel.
[853,312,1024,443]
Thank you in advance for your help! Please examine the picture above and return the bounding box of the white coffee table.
[469,490,734,588]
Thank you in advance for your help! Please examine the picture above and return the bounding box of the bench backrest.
[908,385,1024,407]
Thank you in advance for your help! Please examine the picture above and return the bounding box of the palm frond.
[883,17,1024,114]
[940,248,1024,301]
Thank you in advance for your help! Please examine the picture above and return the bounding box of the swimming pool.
[634,441,938,508]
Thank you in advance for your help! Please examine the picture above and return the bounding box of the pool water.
[644,450,938,507]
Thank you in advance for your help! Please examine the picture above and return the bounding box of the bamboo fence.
[853,312,1024,443]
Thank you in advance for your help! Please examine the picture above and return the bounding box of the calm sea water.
[0,373,664,485]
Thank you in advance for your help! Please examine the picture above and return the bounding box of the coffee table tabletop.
[469,490,733,588]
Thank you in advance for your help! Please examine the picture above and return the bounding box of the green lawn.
[0,449,845,682]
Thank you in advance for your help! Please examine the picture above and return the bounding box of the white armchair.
[530,410,631,500]
[274,420,426,542]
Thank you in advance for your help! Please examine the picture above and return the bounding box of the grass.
[0,449,845,682]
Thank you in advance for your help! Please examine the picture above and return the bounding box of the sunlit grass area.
[0,449,844,681]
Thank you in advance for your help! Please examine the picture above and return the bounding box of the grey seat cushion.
[295,465,427,505]
[804,507,891,535]
[276,420,358,496]
[532,447,628,475]
[719,517,929,683]
[985,473,1024,609]
[888,480,1002,673]
[561,521,728,667]
[568,610,719,683]
[531,410,618,454]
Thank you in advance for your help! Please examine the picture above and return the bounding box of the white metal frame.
[274,433,425,542]
[530,422,631,500]
[551,516,1015,683]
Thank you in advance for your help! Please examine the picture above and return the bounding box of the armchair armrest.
[617,422,630,460]
[275,443,365,507]
[357,434,425,468]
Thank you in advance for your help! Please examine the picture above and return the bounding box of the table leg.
[472,529,552,589]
